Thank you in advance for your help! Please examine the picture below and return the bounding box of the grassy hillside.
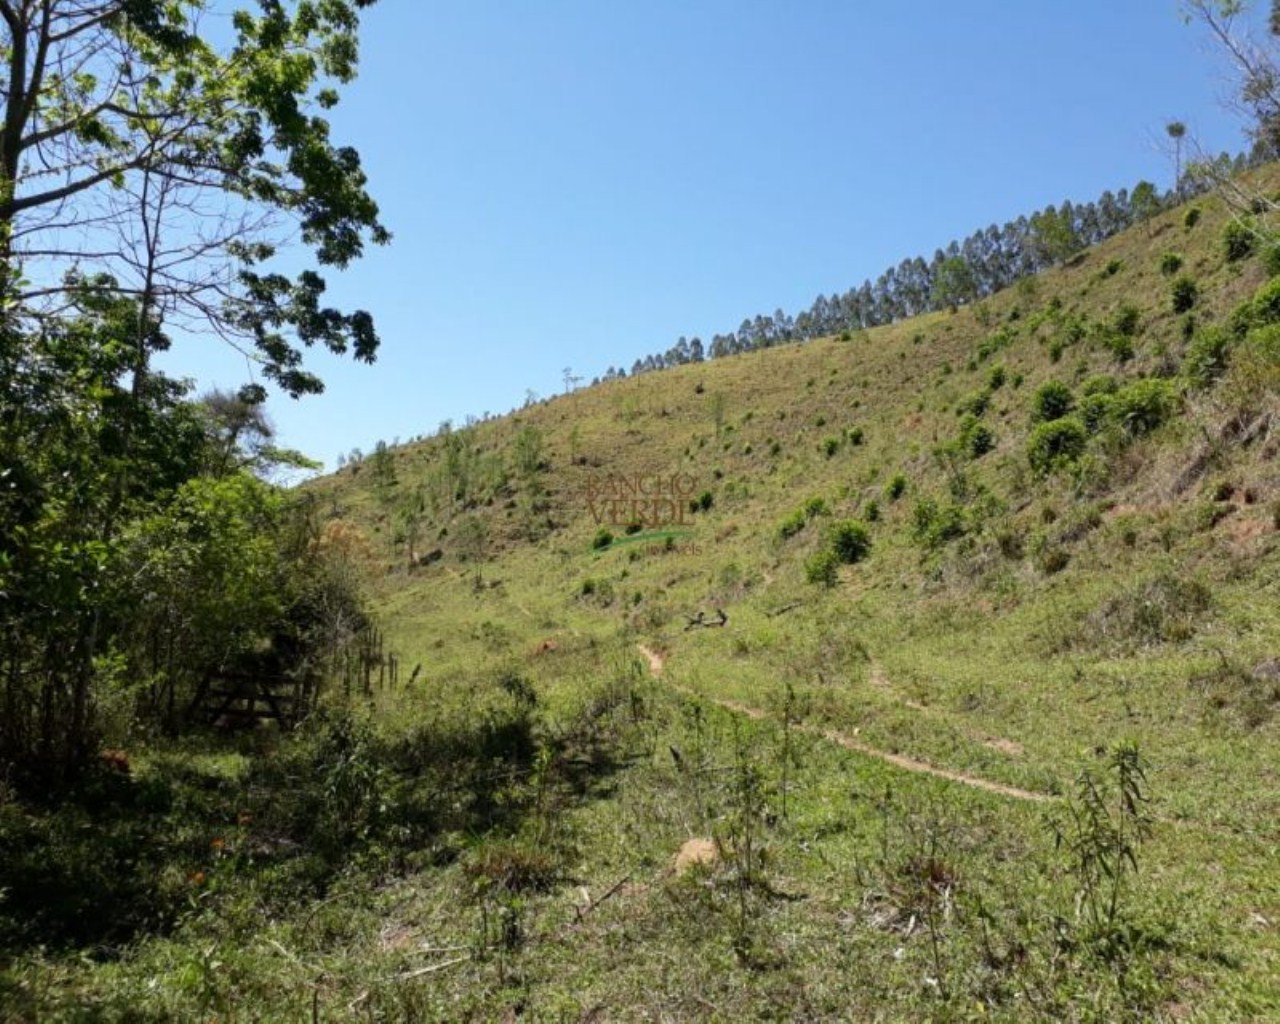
[7,175,1279,1021]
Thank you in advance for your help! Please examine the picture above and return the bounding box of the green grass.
[5,170,1280,1019]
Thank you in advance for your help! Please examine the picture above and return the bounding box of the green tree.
[1167,121,1187,195]
[1029,205,1082,266]
[931,256,977,312]
[0,0,389,397]
[1131,179,1162,231]
[1184,1,1280,157]
[0,300,209,784]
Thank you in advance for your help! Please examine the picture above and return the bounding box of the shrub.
[828,520,872,564]
[1111,379,1177,436]
[886,474,907,501]
[1222,219,1256,262]
[987,365,1007,390]
[847,426,865,446]
[1104,258,1123,276]
[1027,417,1088,475]
[1171,275,1199,313]
[1251,275,1280,327]
[689,490,714,513]
[911,499,967,548]
[958,415,995,458]
[1031,380,1075,423]
[1183,206,1201,229]
[779,500,826,540]
[822,436,840,457]
[1233,323,1280,399]
[1184,326,1234,388]
[1038,547,1071,575]
[777,510,806,540]
[591,528,614,550]
[805,549,840,587]
[957,390,990,418]
[1264,242,1280,278]
[1113,303,1141,336]
[975,326,1015,362]
[1078,393,1115,434]
[1081,374,1118,397]
[1101,331,1134,363]
[1159,252,1183,276]
[863,499,880,522]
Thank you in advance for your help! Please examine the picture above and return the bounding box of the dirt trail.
[635,644,1050,804]
[638,644,666,677]
[867,662,1024,757]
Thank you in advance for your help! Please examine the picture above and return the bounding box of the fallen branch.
[767,602,804,618]
[397,955,470,981]
[684,609,728,630]
[573,873,633,923]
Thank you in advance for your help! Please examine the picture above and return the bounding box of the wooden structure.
[189,623,401,729]
[192,669,307,728]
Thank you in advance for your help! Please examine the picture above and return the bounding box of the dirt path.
[636,644,1050,804]
[867,662,1024,757]
[638,644,666,676]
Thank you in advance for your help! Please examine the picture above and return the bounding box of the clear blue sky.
[157,0,1262,471]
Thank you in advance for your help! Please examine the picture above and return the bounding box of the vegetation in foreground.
[5,160,1279,1019]
[4,2,1280,1021]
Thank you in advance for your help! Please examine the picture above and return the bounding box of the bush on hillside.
[1031,380,1075,423]
[957,390,991,418]
[1250,275,1280,327]
[1078,393,1115,434]
[1111,379,1177,436]
[958,414,996,458]
[1222,219,1256,262]
[1184,327,1234,389]
[1113,303,1142,336]
[828,520,872,564]
[1171,275,1199,314]
[1081,374,1119,397]
[805,549,840,587]
[1027,417,1088,475]
[1088,573,1213,649]
[911,498,967,548]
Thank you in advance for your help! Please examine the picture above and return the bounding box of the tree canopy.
[0,1,384,789]
[0,0,389,396]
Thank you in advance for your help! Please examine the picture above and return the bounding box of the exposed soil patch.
[637,644,666,677]
[672,838,718,875]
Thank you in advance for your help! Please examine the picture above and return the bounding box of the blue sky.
[157,1,1262,471]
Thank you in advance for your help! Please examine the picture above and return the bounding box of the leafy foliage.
[1027,417,1088,475]
[1170,275,1199,314]
[1031,380,1076,423]
[805,548,840,587]
[1222,218,1257,263]
[828,520,872,564]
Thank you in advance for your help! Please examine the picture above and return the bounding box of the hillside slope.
[281,172,1280,1016]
